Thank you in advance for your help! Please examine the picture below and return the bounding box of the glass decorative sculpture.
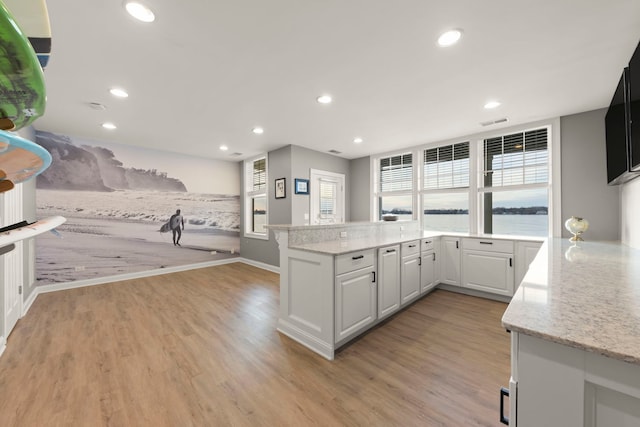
[564,216,589,241]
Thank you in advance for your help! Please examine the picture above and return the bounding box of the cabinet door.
[400,255,421,305]
[378,245,400,319]
[335,266,377,342]
[462,250,514,296]
[441,237,461,286]
[515,241,542,289]
[420,250,435,294]
[433,238,441,284]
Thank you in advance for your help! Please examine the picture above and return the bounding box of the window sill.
[244,232,269,241]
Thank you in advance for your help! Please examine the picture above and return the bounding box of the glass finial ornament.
[564,216,589,242]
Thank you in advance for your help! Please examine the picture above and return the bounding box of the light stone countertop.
[286,230,543,255]
[502,238,640,366]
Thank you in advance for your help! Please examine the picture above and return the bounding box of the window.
[244,155,268,238]
[480,128,549,236]
[376,153,413,220]
[422,142,470,232]
[371,122,555,237]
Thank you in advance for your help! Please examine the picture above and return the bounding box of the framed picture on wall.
[275,178,286,199]
[294,178,309,195]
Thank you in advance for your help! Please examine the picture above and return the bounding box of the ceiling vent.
[328,149,342,154]
[480,117,508,127]
[88,102,107,110]
[229,152,243,157]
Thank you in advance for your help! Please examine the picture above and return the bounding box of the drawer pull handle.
[424,240,431,244]
[499,387,510,425]
[480,241,493,245]
[418,257,422,266]
[386,249,396,253]
[509,257,512,267]
[352,255,364,260]
[456,241,459,249]
[408,244,416,248]
[372,271,376,283]
[433,253,436,261]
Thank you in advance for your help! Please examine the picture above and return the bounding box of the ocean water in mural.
[35,130,240,284]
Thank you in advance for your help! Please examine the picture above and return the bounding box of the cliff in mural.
[35,131,111,191]
[35,131,187,192]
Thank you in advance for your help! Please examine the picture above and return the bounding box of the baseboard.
[238,257,280,274]
[437,283,511,303]
[0,336,5,358]
[37,256,242,294]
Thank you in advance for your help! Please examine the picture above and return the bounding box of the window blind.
[252,158,266,191]
[380,153,413,192]
[319,180,336,215]
[482,128,548,187]
[423,142,469,190]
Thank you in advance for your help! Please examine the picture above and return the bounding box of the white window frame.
[244,154,269,240]
[420,141,472,233]
[373,151,416,221]
[476,125,553,237]
[370,118,562,237]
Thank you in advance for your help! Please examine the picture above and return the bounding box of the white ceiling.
[33,0,640,161]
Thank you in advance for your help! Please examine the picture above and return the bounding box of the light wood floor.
[0,263,511,426]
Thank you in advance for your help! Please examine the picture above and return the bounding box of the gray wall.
[349,156,371,221]
[560,108,620,240]
[239,144,353,266]
[290,145,351,226]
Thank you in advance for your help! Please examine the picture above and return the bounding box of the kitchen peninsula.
[268,221,542,360]
[502,239,640,426]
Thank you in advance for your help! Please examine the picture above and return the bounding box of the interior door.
[310,169,345,225]
[2,184,23,338]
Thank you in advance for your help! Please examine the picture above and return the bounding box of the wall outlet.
[74,266,85,272]
[340,231,347,238]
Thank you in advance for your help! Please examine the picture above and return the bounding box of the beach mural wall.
[34,130,240,285]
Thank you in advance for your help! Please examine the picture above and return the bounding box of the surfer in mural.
[169,209,185,246]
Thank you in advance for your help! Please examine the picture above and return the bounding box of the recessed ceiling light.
[484,101,501,109]
[252,127,264,135]
[102,122,117,130]
[110,88,129,98]
[437,29,463,47]
[124,1,155,23]
[219,145,228,151]
[317,95,332,104]
[353,137,363,144]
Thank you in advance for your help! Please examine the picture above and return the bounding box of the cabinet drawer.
[336,249,375,275]
[421,238,435,252]
[463,238,513,253]
[401,240,420,257]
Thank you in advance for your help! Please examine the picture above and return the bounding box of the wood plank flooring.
[0,263,511,426]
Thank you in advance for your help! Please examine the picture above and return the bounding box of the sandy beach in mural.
[36,189,241,284]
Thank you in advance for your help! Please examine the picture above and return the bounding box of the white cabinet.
[440,237,461,286]
[420,238,437,294]
[462,238,514,296]
[515,241,543,289]
[400,240,421,306]
[511,333,640,427]
[335,250,377,342]
[377,245,400,319]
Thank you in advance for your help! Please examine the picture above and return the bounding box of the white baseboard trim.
[238,257,280,274]
[37,256,242,294]
[0,336,5,358]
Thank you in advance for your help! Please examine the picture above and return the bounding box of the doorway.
[310,169,345,225]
